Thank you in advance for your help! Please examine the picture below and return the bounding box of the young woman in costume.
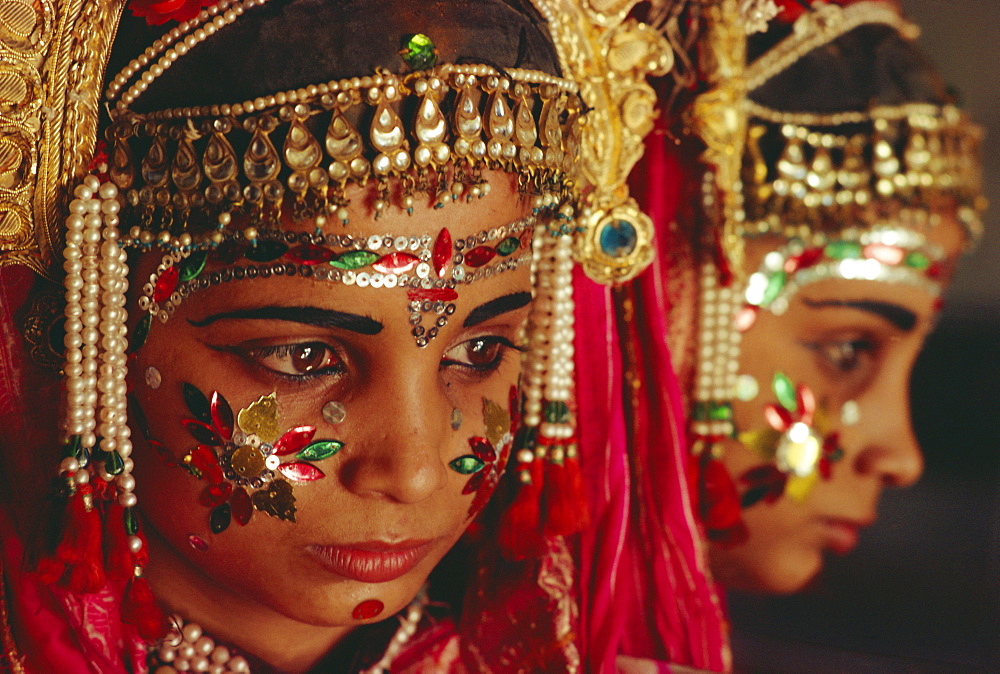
[632,0,985,598]
[0,0,672,670]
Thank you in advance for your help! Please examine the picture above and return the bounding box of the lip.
[307,539,435,584]
[821,518,869,555]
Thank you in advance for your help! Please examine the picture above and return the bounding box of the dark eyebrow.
[188,306,383,335]
[463,291,533,328]
[801,298,918,332]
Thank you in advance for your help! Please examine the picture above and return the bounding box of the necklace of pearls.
[148,589,428,673]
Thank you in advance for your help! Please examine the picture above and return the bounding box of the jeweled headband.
[685,0,986,538]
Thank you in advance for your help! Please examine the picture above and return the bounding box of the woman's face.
[129,174,532,635]
[710,216,966,594]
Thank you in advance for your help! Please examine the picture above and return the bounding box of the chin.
[711,544,823,595]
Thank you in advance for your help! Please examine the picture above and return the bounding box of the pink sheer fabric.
[575,118,729,671]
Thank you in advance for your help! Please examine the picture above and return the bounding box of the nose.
[843,369,924,489]
[338,374,450,503]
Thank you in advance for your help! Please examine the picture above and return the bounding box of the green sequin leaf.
[179,250,208,282]
[245,240,289,263]
[772,372,798,414]
[330,250,379,270]
[905,251,930,270]
[449,455,485,475]
[182,382,213,424]
[496,236,520,256]
[761,271,787,306]
[130,314,152,353]
[296,440,344,462]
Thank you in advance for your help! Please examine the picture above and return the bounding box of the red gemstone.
[149,440,175,465]
[352,599,384,621]
[432,228,452,277]
[407,288,458,302]
[764,403,793,432]
[796,385,816,424]
[462,469,487,495]
[519,230,532,249]
[464,246,497,268]
[468,437,496,461]
[199,482,233,508]
[231,486,253,526]
[211,240,244,266]
[277,461,325,482]
[287,244,334,265]
[152,266,179,303]
[927,261,943,279]
[273,426,317,456]
[372,251,420,274]
[211,391,234,439]
[190,445,224,484]
[188,535,209,551]
[733,306,758,332]
[183,419,223,447]
[785,247,824,273]
[863,243,905,266]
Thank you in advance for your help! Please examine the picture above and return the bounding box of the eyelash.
[241,342,347,382]
[440,336,526,375]
[803,337,878,374]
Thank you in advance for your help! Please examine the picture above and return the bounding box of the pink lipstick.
[307,540,433,584]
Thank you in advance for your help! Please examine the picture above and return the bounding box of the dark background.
[729,1,1000,671]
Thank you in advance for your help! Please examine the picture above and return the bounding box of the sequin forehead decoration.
[138,216,536,346]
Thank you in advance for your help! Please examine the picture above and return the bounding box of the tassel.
[498,459,544,560]
[41,484,106,593]
[121,574,168,641]
[104,503,134,581]
[542,445,589,537]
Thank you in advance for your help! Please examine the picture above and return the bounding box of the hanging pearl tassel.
[41,175,147,605]
[499,220,550,559]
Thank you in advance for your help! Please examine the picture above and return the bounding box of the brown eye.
[467,338,501,366]
[244,342,346,379]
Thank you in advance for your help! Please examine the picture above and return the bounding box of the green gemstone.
[130,314,152,353]
[182,383,213,424]
[512,426,537,453]
[105,450,124,475]
[544,401,570,424]
[905,251,930,269]
[401,33,437,70]
[244,240,288,262]
[124,506,138,535]
[330,250,379,270]
[296,440,344,462]
[179,250,208,282]
[64,435,82,459]
[496,236,520,256]
[825,241,863,260]
[772,372,798,413]
[708,402,733,421]
[449,455,485,475]
[692,402,711,422]
[210,503,231,534]
[761,271,787,306]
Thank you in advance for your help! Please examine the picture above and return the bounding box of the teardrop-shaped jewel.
[776,137,807,182]
[539,98,562,148]
[244,125,280,182]
[172,137,202,191]
[284,118,322,171]
[873,136,900,178]
[141,135,169,187]
[513,98,537,148]
[805,146,835,191]
[455,88,482,139]
[415,94,447,144]
[370,101,405,153]
[487,92,514,141]
[110,134,135,189]
[325,109,362,161]
[204,132,238,183]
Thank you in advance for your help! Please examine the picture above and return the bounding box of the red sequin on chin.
[352,599,384,620]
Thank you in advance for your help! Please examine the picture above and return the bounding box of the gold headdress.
[0,0,676,638]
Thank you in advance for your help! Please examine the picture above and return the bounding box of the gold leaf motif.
[738,428,781,459]
[0,0,38,42]
[251,480,296,522]
[482,398,511,447]
[238,392,281,444]
[786,472,818,502]
[0,203,28,238]
[0,69,30,112]
[231,445,266,479]
[0,132,30,190]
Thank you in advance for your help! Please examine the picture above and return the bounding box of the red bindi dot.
[352,599,384,620]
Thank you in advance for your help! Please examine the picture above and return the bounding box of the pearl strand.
[150,590,428,674]
[61,174,142,551]
[522,221,552,429]
[539,232,574,441]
